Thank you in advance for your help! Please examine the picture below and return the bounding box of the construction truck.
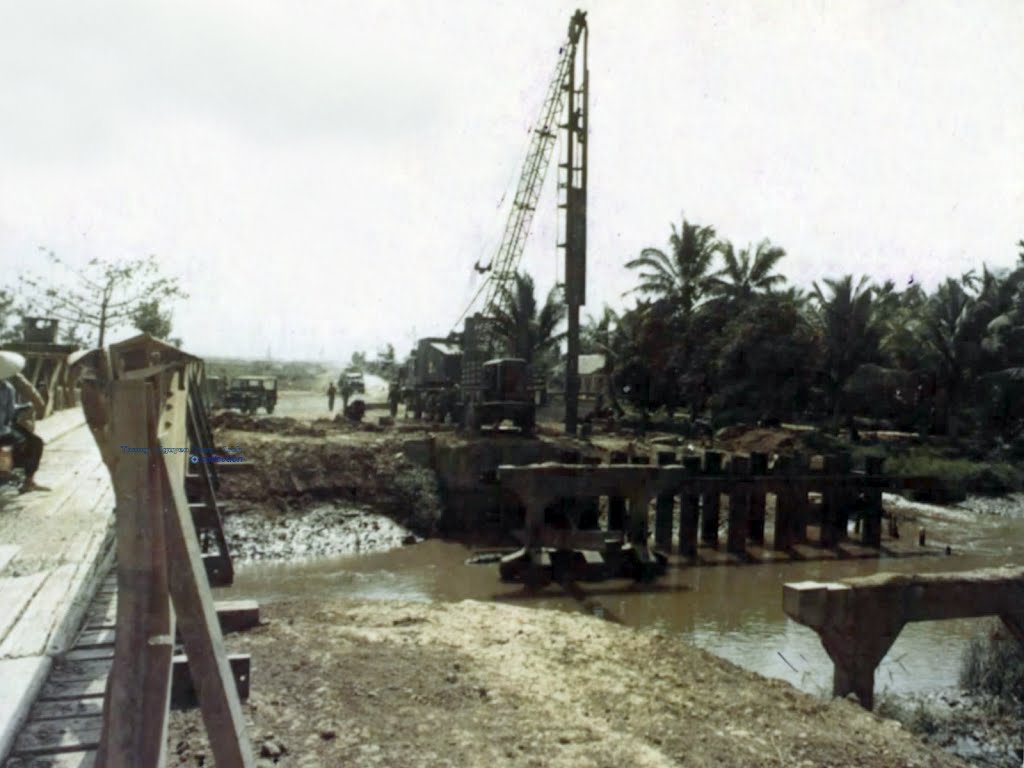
[404,337,462,422]
[400,325,537,433]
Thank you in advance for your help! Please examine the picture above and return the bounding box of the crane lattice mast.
[460,10,588,434]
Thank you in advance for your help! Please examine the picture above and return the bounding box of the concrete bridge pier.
[785,567,1024,710]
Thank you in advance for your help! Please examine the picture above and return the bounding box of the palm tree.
[811,275,882,428]
[625,216,719,318]
[924,277,981,439]
[490,272,565,366]
[707,239,787,305]
[582,305,625,415]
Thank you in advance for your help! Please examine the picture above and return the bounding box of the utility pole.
[561,10,588,435]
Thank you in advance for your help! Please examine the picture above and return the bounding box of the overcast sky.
[2,1,1021,363]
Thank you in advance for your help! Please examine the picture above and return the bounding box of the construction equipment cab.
[466,358,535,434]
[225,376,278,415]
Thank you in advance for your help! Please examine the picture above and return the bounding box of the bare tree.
[21,250,188,348]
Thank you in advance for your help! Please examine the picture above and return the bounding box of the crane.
[458,9,589,434]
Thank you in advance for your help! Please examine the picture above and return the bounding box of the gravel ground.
[223,504,417,561]
[168,598,969,768]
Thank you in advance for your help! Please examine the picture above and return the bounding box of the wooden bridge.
[0,335,257,768]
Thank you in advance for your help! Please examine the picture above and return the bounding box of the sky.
[1,0,1021,363]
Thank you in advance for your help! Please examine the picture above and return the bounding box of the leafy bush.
[886,450,1024,501]
[960,620,1024,706]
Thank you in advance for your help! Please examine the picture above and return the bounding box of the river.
[220,493,1024,701]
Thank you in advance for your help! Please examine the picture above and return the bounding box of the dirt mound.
[210,411,327,437]
[716,426,800,456]
[168,598,965,768]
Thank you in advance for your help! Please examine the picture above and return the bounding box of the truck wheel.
[266,404,275,415]
[520,411,536,436]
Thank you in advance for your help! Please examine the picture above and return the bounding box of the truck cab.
[225,376,278,415]
[466,358,535,434]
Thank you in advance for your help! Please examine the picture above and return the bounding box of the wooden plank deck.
[0,413,114,767]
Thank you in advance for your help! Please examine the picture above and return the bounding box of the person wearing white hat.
[0,351,47,493]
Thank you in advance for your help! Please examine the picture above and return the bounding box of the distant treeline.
[206,358,330,391]
[582,218,1024,441]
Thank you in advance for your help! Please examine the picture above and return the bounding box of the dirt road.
[168,597,965,768]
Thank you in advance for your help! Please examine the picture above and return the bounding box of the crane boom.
[458,11,588,336]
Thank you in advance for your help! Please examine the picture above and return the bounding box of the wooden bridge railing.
[74,334,253,768]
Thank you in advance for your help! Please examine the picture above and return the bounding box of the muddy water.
[225,494,1024,700]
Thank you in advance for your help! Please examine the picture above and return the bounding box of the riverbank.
[876,687,1023,768]
[207,400,1024,767]
[169,597,965,768]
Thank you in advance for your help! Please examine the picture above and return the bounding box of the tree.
[490,272,566,366]
[707,239,787,306]
[0,289,21,343]
[711,292,816,421]
[923,277,983,439]
[625,216,719,319]
[811,275,882,428]
[582,305,625,415]
[20,250,187,348]
[132,299,183,348]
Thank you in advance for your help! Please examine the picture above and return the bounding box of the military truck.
[464,357,535,434]
[224,376,278,414]
[341,369,365,394]
[405,337,462,422]
[401,316,538,433]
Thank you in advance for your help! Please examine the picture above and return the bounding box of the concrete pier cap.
[784,566,1024,709]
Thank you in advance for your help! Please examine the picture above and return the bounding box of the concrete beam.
[784,566,1024,709]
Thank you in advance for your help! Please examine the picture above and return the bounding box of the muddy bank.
[877,689,1022,768]
[223,504,417,561]
[169,598,965,768]
[214,428,442,536]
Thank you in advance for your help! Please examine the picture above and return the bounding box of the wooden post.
[579,456,602,529]
[96,380,175,768]
[627,488,651,551]
[791,452,809,545]
[748,452,768,544]
[162,445,255,767]
[772,454,792,551]
[607,451,627,532]
[820,454,840,548]
[701,451,722,547]
[835,451,852,542]
[726,455,750,554]
[862,456,884,548]
[678,455,701,557]
[654,451,676,552]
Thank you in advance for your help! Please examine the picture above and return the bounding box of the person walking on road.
[327,381,337,412]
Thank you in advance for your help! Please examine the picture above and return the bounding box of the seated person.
[0,373,46,493]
